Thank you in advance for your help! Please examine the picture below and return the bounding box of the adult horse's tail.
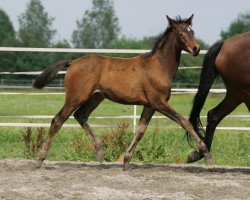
[33,60,71,89]
[188,41,224,140]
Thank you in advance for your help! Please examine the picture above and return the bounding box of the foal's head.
[167,14,200,56]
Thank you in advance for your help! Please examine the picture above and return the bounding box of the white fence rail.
[0,47,208,54]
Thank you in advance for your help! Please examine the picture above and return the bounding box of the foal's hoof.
[204,152,213,165]
[187,150,203,163]
[123,162,131,171]
[123,154,132,171]
[97,150,104,163]
[34,159,44,169]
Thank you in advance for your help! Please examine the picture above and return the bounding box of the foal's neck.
[157,31,182,76]
[162,31,181,63]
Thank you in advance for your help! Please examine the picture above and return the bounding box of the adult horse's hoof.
[187,150,203,163]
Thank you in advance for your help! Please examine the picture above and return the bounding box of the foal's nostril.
[192,46,200,56]
[193,46,198,53]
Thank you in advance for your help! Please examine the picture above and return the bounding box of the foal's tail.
[188,41,224,140]
[33,60,71,89]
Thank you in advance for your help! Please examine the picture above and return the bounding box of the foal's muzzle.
[192,46,200,57]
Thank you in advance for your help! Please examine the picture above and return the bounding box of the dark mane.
[142,27,172,58]
[142,16,189,58]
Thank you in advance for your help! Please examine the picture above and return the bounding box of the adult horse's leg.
[188,93,241,162]
[123,106,155,170]
[156,101,212,164]
[35,101,79,168]
[73,93,105,162]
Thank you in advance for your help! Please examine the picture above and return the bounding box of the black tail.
[188,41,224,140]
[33,60,71,89]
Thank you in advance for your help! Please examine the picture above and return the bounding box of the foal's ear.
[166,15,175,27]
[186,14,194,26]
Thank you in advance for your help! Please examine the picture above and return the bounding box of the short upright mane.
[143,16,189,58]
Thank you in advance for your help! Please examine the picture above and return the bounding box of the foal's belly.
[99,87,148,105]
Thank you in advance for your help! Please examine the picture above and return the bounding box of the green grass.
[0,126,249,166]
[0,89,249,166]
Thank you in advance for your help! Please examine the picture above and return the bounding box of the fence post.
[133,105,137,134]
[59,78,63,87]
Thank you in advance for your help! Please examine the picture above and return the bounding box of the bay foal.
[33,15,212,170]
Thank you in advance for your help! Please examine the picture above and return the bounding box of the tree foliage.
[0,9,15,46]
[18,0,56,47]
[16,0,56,71]
[220,12,250,40]
[72,0,120,48]
[0,9,18,71]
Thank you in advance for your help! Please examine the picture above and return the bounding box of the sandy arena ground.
[0,159,249,200]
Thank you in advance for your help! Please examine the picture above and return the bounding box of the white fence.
[0,47,248,132]
[0,46,208,54]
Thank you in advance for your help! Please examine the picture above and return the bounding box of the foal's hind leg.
[123,106,155,170]
[35,101,79,168]
[188,93,241,163]
[74,93,105,162]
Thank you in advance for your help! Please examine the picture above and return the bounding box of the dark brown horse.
[188,32,250,163]
[33,14,212,170]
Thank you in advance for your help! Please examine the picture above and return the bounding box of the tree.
[220,12,250,40]
[0,9,15,46]
[17,0,56,71]
[0,9,18,71]
[18,0,56,47]
[72,0,120,48]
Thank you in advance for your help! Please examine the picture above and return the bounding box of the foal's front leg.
[123,106,155,170]
[156,101,212,164]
